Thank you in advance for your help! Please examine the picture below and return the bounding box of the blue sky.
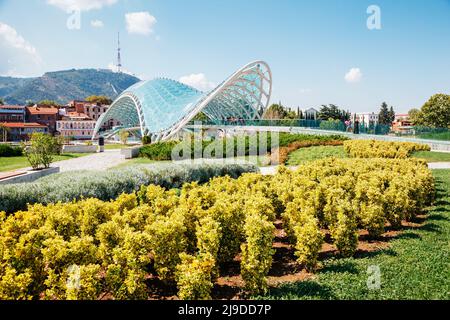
[0,0,449,112]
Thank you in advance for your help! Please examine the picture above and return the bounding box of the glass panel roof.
[93,61,272,142]
[129,78,204,133]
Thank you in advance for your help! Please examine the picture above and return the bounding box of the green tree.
[85,95,113,105]
[378,102,391,125]
[408,108,422,125]
[388,106,396,124]
[38,100,59,107]
[285,108,297,119]
[318,104,350,121]
[409,94,450,128]
[22,133,58,170]
[263,104,287,119]
[0,98,4,106]
[119,130,130,145]
[142,135,152,145]
[263,103,299,120]
[192,112,209,123]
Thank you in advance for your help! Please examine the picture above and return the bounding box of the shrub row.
[0,158,434,300]
[139,133,348,161]
[343,140,430,158]
[138,141,179,161]
[0,162,258,213]
[275,158,434,271]
[0,144,22,157]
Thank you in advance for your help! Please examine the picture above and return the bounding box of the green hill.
[0,77,35,98]
[1,69,140,105]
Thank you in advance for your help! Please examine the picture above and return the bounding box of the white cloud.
[179,73,216,91]
[47,0,117,12]
[0,22,42,76]
[0,22,38,58]
[91,20,104,28]
[107,62,140,78]
[345,68,363,83]
[125,12,157,35]
[299,88,312,94]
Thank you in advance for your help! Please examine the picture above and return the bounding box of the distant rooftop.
[26,106,59,115]
[0,105,25,109]
[2,122,47,128]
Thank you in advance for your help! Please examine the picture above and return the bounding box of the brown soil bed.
[137,215,428,300]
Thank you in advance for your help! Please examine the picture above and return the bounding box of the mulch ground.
[143,215,428,300]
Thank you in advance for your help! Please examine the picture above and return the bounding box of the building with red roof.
[1,122,48,141]
[25,106,59,134]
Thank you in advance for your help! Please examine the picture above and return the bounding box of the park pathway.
[428,162,450,169]
[51,149,128,172]
[259,163,450,175]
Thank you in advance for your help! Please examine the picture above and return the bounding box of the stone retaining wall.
[0,167,60,185]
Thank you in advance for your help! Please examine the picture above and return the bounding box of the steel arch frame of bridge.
[92,61,272,142]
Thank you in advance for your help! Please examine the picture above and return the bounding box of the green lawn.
[236,155,272,167]
[417,131,450,141]
[111,157,159,169]
[104,144,138,150]
[412,151,450,162]
[259,169,450,300]
[0,154,86,172]
[287,145,347,166]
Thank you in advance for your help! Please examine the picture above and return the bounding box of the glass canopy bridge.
[93,61,273,143]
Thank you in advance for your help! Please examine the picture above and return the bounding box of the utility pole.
[117,32,122,73]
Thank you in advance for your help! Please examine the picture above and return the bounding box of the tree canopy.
[192,112,209,122]
[378,102,396,125]
[0,98,4,106]
[85,95,113,105]
[409,94,450,128]
[263,104,297,120]
[318,104,350,121]
[38,100,59,107]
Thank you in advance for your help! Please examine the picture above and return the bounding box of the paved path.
[52,149,128,172]
[259,163,450,175]
[428,162,450,169]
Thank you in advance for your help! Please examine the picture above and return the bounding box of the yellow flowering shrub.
[344,140,430,159]
[0,155,435,300]
[207,197,245,263]
[0,266,33,300]
[240,212,275,294]
[65,264,103,300]
[175,253,215,300]
[146,209,187,281]
[285,201,324,270]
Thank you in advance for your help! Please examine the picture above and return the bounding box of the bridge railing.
[187,119,450,142]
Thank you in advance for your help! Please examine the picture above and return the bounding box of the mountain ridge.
[0,69,141,105]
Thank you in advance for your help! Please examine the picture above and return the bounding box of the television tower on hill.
[117,32,122,73]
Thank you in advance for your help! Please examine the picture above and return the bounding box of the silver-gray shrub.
[0,162,258,213]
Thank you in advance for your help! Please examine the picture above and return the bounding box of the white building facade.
[352,112,379,125]
[56,113,96,140]
[301,108,319,120]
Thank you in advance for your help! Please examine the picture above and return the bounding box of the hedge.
[0,162,258,213]
[343,140,431,158]
[139,133,348,161]
[0,144,23,157]
[0,158,434,300]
